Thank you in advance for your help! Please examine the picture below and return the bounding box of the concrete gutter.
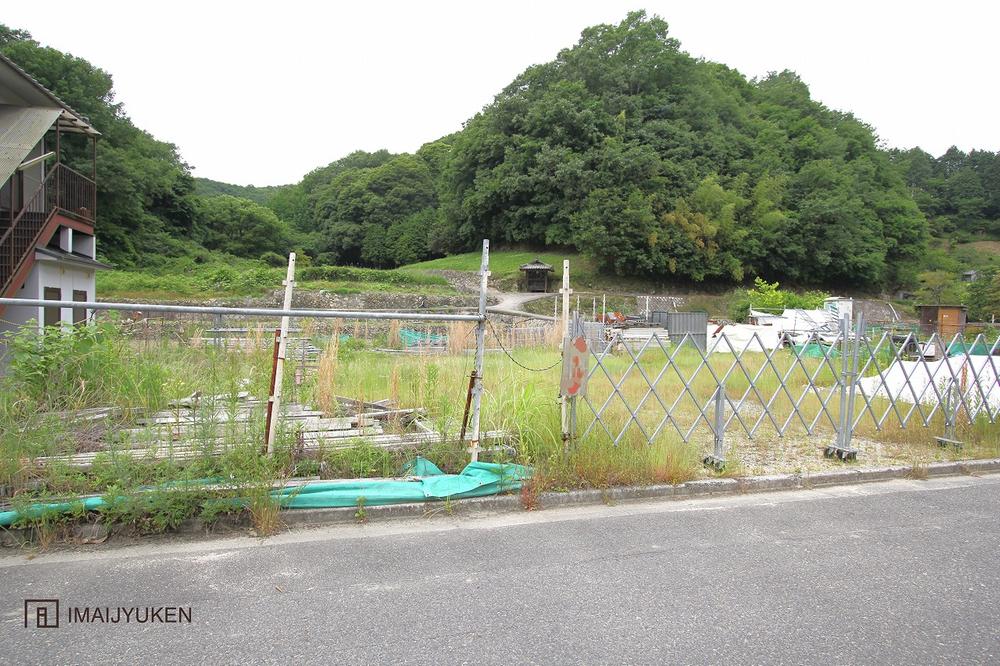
[278,458,1000,528]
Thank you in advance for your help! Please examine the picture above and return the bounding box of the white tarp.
[707,324,783,353]
[858,355,1000,411]
[747,308,840,345]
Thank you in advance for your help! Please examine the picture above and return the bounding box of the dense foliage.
[730,278,829,322]
[967,269,1000,322]
[5,14,998,294]
[267,13,936,287]
[193,195,291,258]
[193,177,283,204]
[0,26,295,268]
[888,146,1000,238]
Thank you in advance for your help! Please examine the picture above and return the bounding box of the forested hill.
[3,14,998,291]
[193,177,286,205]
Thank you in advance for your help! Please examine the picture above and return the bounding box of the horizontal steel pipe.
[0,298,483,322]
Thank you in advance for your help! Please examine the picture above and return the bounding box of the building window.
[43,287,61,327]
[73,289,88,325]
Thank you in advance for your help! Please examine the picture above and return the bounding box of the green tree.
[440,11,927,287]
[195,196,293,259]
[967,270,1000,322]
[313,154,437,266]
[915,270,967,305]
[0,26,199,266]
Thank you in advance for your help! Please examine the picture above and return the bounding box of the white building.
[0,52,106,348]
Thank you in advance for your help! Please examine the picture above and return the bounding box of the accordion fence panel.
[567,313,1000,468]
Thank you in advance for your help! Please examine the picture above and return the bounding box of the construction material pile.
[32,393,505,470]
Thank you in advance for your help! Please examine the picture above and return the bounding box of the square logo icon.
[24,599,60,629]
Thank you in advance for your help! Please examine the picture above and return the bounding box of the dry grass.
[520,475,543,510]
[314,327,340,415]
[448,320,474,354]
[248,490,282,536]
[545,320,564,347]
[907,457,930,480]
[387,319,401,349]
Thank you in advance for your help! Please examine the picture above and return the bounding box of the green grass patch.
[404,250,612,289]
[98,256,452,301]
[404,249,745,295]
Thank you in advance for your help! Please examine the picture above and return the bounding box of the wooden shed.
[917,305,967,337]
[519,259,553,293]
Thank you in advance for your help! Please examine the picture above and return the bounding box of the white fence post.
[560,260,572,447]
[468,239,490,462]
[266,252,296,456]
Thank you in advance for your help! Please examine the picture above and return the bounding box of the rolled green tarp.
[0,458,530,527]
[0,496,107,528]
[273,459,530,509]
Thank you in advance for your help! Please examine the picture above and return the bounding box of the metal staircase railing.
[0,163,96,296]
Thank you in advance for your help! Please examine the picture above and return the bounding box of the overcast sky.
[5,1,998,185]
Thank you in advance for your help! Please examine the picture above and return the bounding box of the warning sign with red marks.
[560,335,589,398]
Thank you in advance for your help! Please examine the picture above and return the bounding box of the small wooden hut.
[519,259,553,292]
[917,305,967,337]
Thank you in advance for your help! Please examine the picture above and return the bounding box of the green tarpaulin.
[0,458,530,527]
[274,458,528,509]
[792,342,840,359]
[400,328,447,346]
[947,341,995,356]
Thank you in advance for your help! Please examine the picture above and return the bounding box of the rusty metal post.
[458,372,476,443]
[263,328,281,453]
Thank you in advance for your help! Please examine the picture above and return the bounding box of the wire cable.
[486,318,562,372]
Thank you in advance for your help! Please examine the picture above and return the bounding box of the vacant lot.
[3,316,997,543]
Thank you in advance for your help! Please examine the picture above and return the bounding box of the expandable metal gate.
[567,310,1000,468]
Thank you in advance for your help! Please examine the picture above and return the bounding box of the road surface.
[3,474,1000,664]
[487,291,554,320]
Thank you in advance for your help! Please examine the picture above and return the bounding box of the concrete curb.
[5,459,999,547]
[274,457,1000,529]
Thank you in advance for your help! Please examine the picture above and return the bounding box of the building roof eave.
[34,246,111,271]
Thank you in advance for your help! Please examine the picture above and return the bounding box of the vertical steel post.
[266,252,296,456]
[843,311,864,452]
[569,311,579,443]
[601,294,606,323]
[212,313,222,348]
[468,239,490,462]
[830,312,862,459]
[713,384,726,460]
[836,314,850,450]
[943,384,956,441]
[55,125,61,210]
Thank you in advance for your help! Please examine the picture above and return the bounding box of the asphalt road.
[3,474,1000,665]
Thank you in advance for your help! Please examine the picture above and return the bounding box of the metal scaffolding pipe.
[0,298,484,322]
